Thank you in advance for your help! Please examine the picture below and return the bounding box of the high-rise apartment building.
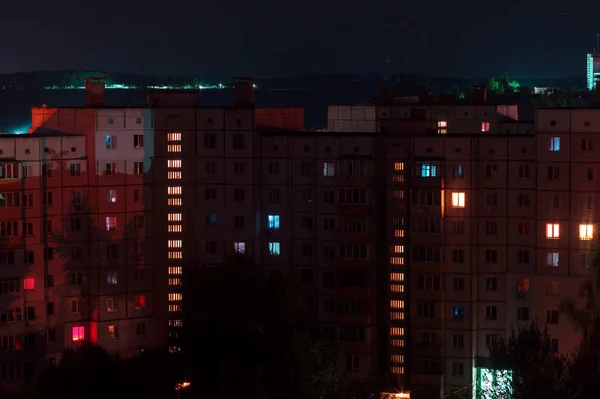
[587,52,600,91]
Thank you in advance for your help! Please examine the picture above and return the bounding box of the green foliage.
[476,322,571,399]
[487,73,520,94]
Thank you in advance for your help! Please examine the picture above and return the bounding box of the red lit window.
[134,295,146,309]
[72,326,84,342]
[23,278,35,291]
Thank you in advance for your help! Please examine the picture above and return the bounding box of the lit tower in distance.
[586,34,600,90]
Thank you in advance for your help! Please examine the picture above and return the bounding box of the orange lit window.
[481,122,491,132]
[168,198,183,206]
[168,278,182,286]
[390,339,405,347]
[390,300,405,309]
[168,240,182,248]
[169,304,182,312]
[390,354,405,364]
[168,171,182,180]
[393,245,404,254]
[390,273,404,282]
[394,162,404,171]
[390,257,404,265]
[579,224,594,240]
[168,224,182,232]
[390,327,405,336]
[168,251,183,259]
[167,133,182,141]
[394,229,404,238]
[392,190,404,199]
[390,284,404,293]
[168,186,182,195]
[168,293,183,301]
[23,278,34,291]
[168,266,182,275]
[72,326,84,342]
[168,160,182,168]
[168,213,182,222]
[518,278,530,293]
[451,192,465,208]
[390,312,405,320]
[546,223,560,239]
[390,366,405,374]
[167,145,182,153]
[134,295,146,309]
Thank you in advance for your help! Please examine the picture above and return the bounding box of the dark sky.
[2,0,599,79]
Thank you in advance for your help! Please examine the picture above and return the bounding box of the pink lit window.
[23,278,35,291]
[481,122,491,132]
[72,326,84,342]
[105,216,117,231]
[134,295,146,309]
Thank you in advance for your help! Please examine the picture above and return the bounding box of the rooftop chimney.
[85,77,106,107]
[473,86,487,105]
[234,77,255,108]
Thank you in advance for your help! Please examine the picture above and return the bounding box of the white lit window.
[105,216,117,231]
[106,189,117,203]
[167,133,182,141]
[234,242,246,254]
[437,120,447,134]
[547,252,559,267]
[451,192,465,208]
[106,271,118,284]
[168,240,182,248]
[481,122,491,132]
[546,223,560,239]
[168,160,182,168]
[323,162,335,177]
[579,224,594,240]
[168,213,182,222]
[168,186,182,195]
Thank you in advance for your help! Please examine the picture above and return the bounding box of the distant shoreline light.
[43,83,257,90]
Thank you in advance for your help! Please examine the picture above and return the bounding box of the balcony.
[337,204,371,216]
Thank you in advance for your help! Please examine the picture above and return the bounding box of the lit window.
[234,242,246,254]
[548,137,560,151]
[168,198,183,206]
[72,326,84,342]
[168,240,182,248]
[269,242,281,255]
[390,284,404,292]
[134,295,146,309]
[390,300,405,309]
[23,278,34,291]
[107,298,118,312]
[421,163,438,178]
[108,325,119,339]
[168,213,182,222]
[393,245,404,254]
[168,171,182,179]
[106,271,118,284]
[390,273,404,282]
[168,186,182,195]
[168,251,183,259]
[547,252,559,267]
[105,135,117,149]
[481,122,490,132]
[451,192,465,208]
[546,223,560,239]
[168,266,182,275]
[106,189,117,203]
[168,225,182,233]
[268,215,280,229]
[167,145,182,153]
[390,257,404,265]
[390,327,405,336]
[437,121,447,134]
[168,278,182,286]
[323,162,335,177]
[167,133,182,141]
[579,224,594,240]
[105,216,117,231]
[168,160,182,168]
[394,229,404,238]
[168,293,183,301]
[394,162,404,171]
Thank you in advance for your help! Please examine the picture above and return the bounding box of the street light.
[175,381,191,399]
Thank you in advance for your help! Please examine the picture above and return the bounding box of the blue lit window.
[452,306,464,320]
[421,163,438,177]
[136,117,142,125]
[548,137,560,152]
[268,215,280,229]
[234,242,245,254]
[108,118,114,125]
[269,242,281,255]
[105,135,116,149]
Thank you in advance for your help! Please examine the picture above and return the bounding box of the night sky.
[2,0,600,79]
